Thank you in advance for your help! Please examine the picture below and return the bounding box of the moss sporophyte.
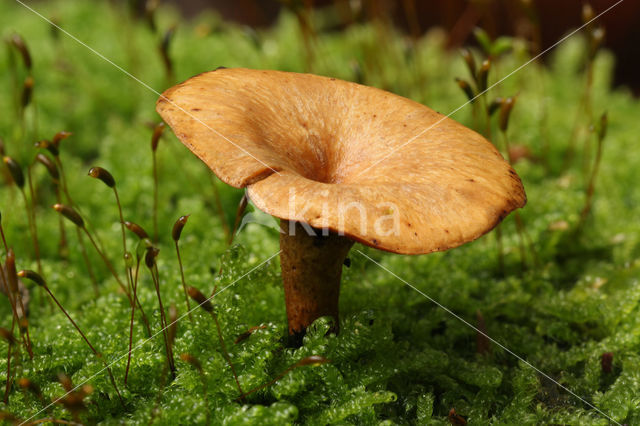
[157,68,526,342]
[3,0,638,422]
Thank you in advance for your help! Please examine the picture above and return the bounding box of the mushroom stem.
[279,220,353,341]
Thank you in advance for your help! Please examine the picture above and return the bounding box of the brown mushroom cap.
[157,68,526,254]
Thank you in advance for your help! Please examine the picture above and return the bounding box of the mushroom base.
[279,220,354,343]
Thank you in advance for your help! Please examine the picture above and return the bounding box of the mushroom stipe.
[157,68,526,339]
[280,220,353,339]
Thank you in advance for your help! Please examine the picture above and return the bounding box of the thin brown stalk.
[41,283,124,406]
[55,158,98,291]
[514,211,538,268]
[499,129,533,270]
[125,258,146,384]
[474,74,503,274]
[564,55,595,171]
[401,0,420,39]
[152,149,159,243]
[113,188,127,255]
[54,157,70,205]
[133,258,151,336]
[15,293,33,359]
[188,285,243,398]
[75,227,99,296]
[0,217,8,253]
[482,96,492,142]
[174,241,193,324]
[54,186,68,257]
[25,165,42,274]
[82,227,131,303]
[209,174,231,242]
[4,252,33,358]
[578,122,606,230]
[500,128,513,164]
[111,183,148,384]
[20,188,41,274]
[149,260,175,377]
[294,1,316,72]
[124,267,137,385]
[229,194,248,245]
[580,65,596,175]
[4,317,15,403]
[163,139,229,240]
[155,263,176,374]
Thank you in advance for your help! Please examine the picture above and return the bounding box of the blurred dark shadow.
[163,0,639,92]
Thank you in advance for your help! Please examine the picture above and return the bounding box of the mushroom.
[157,68,526,341]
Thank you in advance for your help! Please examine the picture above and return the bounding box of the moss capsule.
[296,355,329,367]
[488,97,503,116]
[36,153,59,181]
[125,221,150,239]
[187,286,214,313]
[455,78,475,103]
[35,139,59,157]
[460,48,476,79]
[52,204,84,228]
[10,34,32,70]
[88,166,116,188]
[151,122,165,152]
[3,156,25,188]
[52,131,72,146]
[476,59,490,93]
[171,215,189,242]
[180,353,202,370]
[0,328,16,344]
[144,246,159,269]
[499,96,517,132]
[598,111,608,142]
[21,76,34,108]
[17,269,46,287]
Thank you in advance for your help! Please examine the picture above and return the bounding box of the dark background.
[162,0,640,93]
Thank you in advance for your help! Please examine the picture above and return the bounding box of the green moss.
[1,1,640,424]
